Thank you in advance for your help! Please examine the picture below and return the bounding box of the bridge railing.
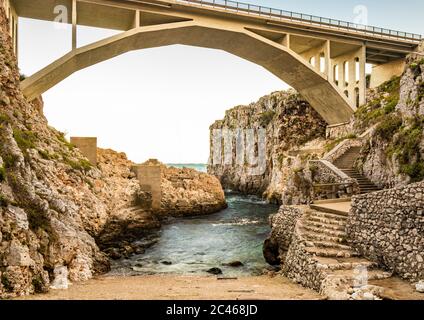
[173,0,422,42]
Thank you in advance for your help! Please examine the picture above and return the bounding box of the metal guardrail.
[173,0,422,42]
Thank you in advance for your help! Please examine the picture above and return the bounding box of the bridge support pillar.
[3,0,18,57]
[72,0,77,50]
[300,40,328,74]
[329,45,366,109]
[133,10,140,28]
[131,162,162,212]
[70,137,97,165]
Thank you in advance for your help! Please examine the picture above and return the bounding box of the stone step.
[301,224,347,238]
[359,187,380,191]
[359,187,381,191]
[357,179,376,183]
[314,257,378,271]
[307,215,347,226]
[304,220,346,232]
[309,204,349,216]
[360,190,380,194]
[310,241,352,250]
[335,161,357,166]
[302,230,346,244]
[309,211,348,222]
[305,247,359,258]
[327,269,392,281]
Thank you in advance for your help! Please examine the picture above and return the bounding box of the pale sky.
[18,0,424,163]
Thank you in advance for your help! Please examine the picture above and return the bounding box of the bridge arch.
[21,20,356,125]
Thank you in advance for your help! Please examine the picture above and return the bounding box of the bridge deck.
[11,0,420,64]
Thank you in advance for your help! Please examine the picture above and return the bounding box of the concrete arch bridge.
[5,0,421,125]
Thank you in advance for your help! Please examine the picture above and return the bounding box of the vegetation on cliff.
[354,52,424,186]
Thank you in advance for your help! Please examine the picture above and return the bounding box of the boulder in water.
[263,238,281,265]
[207,267,223,275]
[223,261,244,267]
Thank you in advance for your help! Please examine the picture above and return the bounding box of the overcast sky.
[18,0,424,163]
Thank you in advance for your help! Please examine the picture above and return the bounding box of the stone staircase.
[289,203,392,299]
[332,146,381,194]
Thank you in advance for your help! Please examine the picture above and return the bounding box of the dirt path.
[17,275,322,300]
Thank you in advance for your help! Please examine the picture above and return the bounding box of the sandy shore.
[17,274,323,300]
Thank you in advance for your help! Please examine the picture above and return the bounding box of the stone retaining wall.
[282,225,325,292]
[263,206,304,265]
[264,206,325,291]
[310,160,359,199]
[347,182,424,281]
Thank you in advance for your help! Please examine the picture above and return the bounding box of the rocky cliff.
[352,47,424,188]
[0,6,112,294]
[208,90,327,204]
[0,3,226,298]
[160,163,227,216]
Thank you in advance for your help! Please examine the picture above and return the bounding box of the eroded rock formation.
[160,162,227,216]
[0,3,226,297]
[208,90,327,204]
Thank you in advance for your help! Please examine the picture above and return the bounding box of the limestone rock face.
[208,90,327,204]
[353,45,424,188]
[141,160,227,217]
[0,5,152,298]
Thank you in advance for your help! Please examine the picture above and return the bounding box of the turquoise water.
[109,163,278,277]
[167,163,207,173]
[110,193,278,277]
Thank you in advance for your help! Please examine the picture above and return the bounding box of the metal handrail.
[173,0,421,42]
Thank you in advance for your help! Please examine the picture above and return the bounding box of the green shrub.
[258,110,276,127]
[403,162,424,182]
[375,115,403,140]
[383,96,398,114]
[64,157,92,172]
[385,116,424,182]
[13,129,36,151]
[32,275,45,293]
[38,150,59,160]
[0,113,11,124]
[0,194,10,207]
[2,153,19,169]
[410,58,424,75]
[0,165,6,182]
[56,132,75,150]
[1,273,13,292]
[378,76,400,95]
[324,134,357,152]
[27,208,51,232]
[417,82,424,103]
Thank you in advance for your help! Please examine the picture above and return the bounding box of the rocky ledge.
[142,159,227,217]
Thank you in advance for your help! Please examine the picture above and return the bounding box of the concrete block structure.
[370,59,406,88]
[70,137,97,165]
[132,162,162,212]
